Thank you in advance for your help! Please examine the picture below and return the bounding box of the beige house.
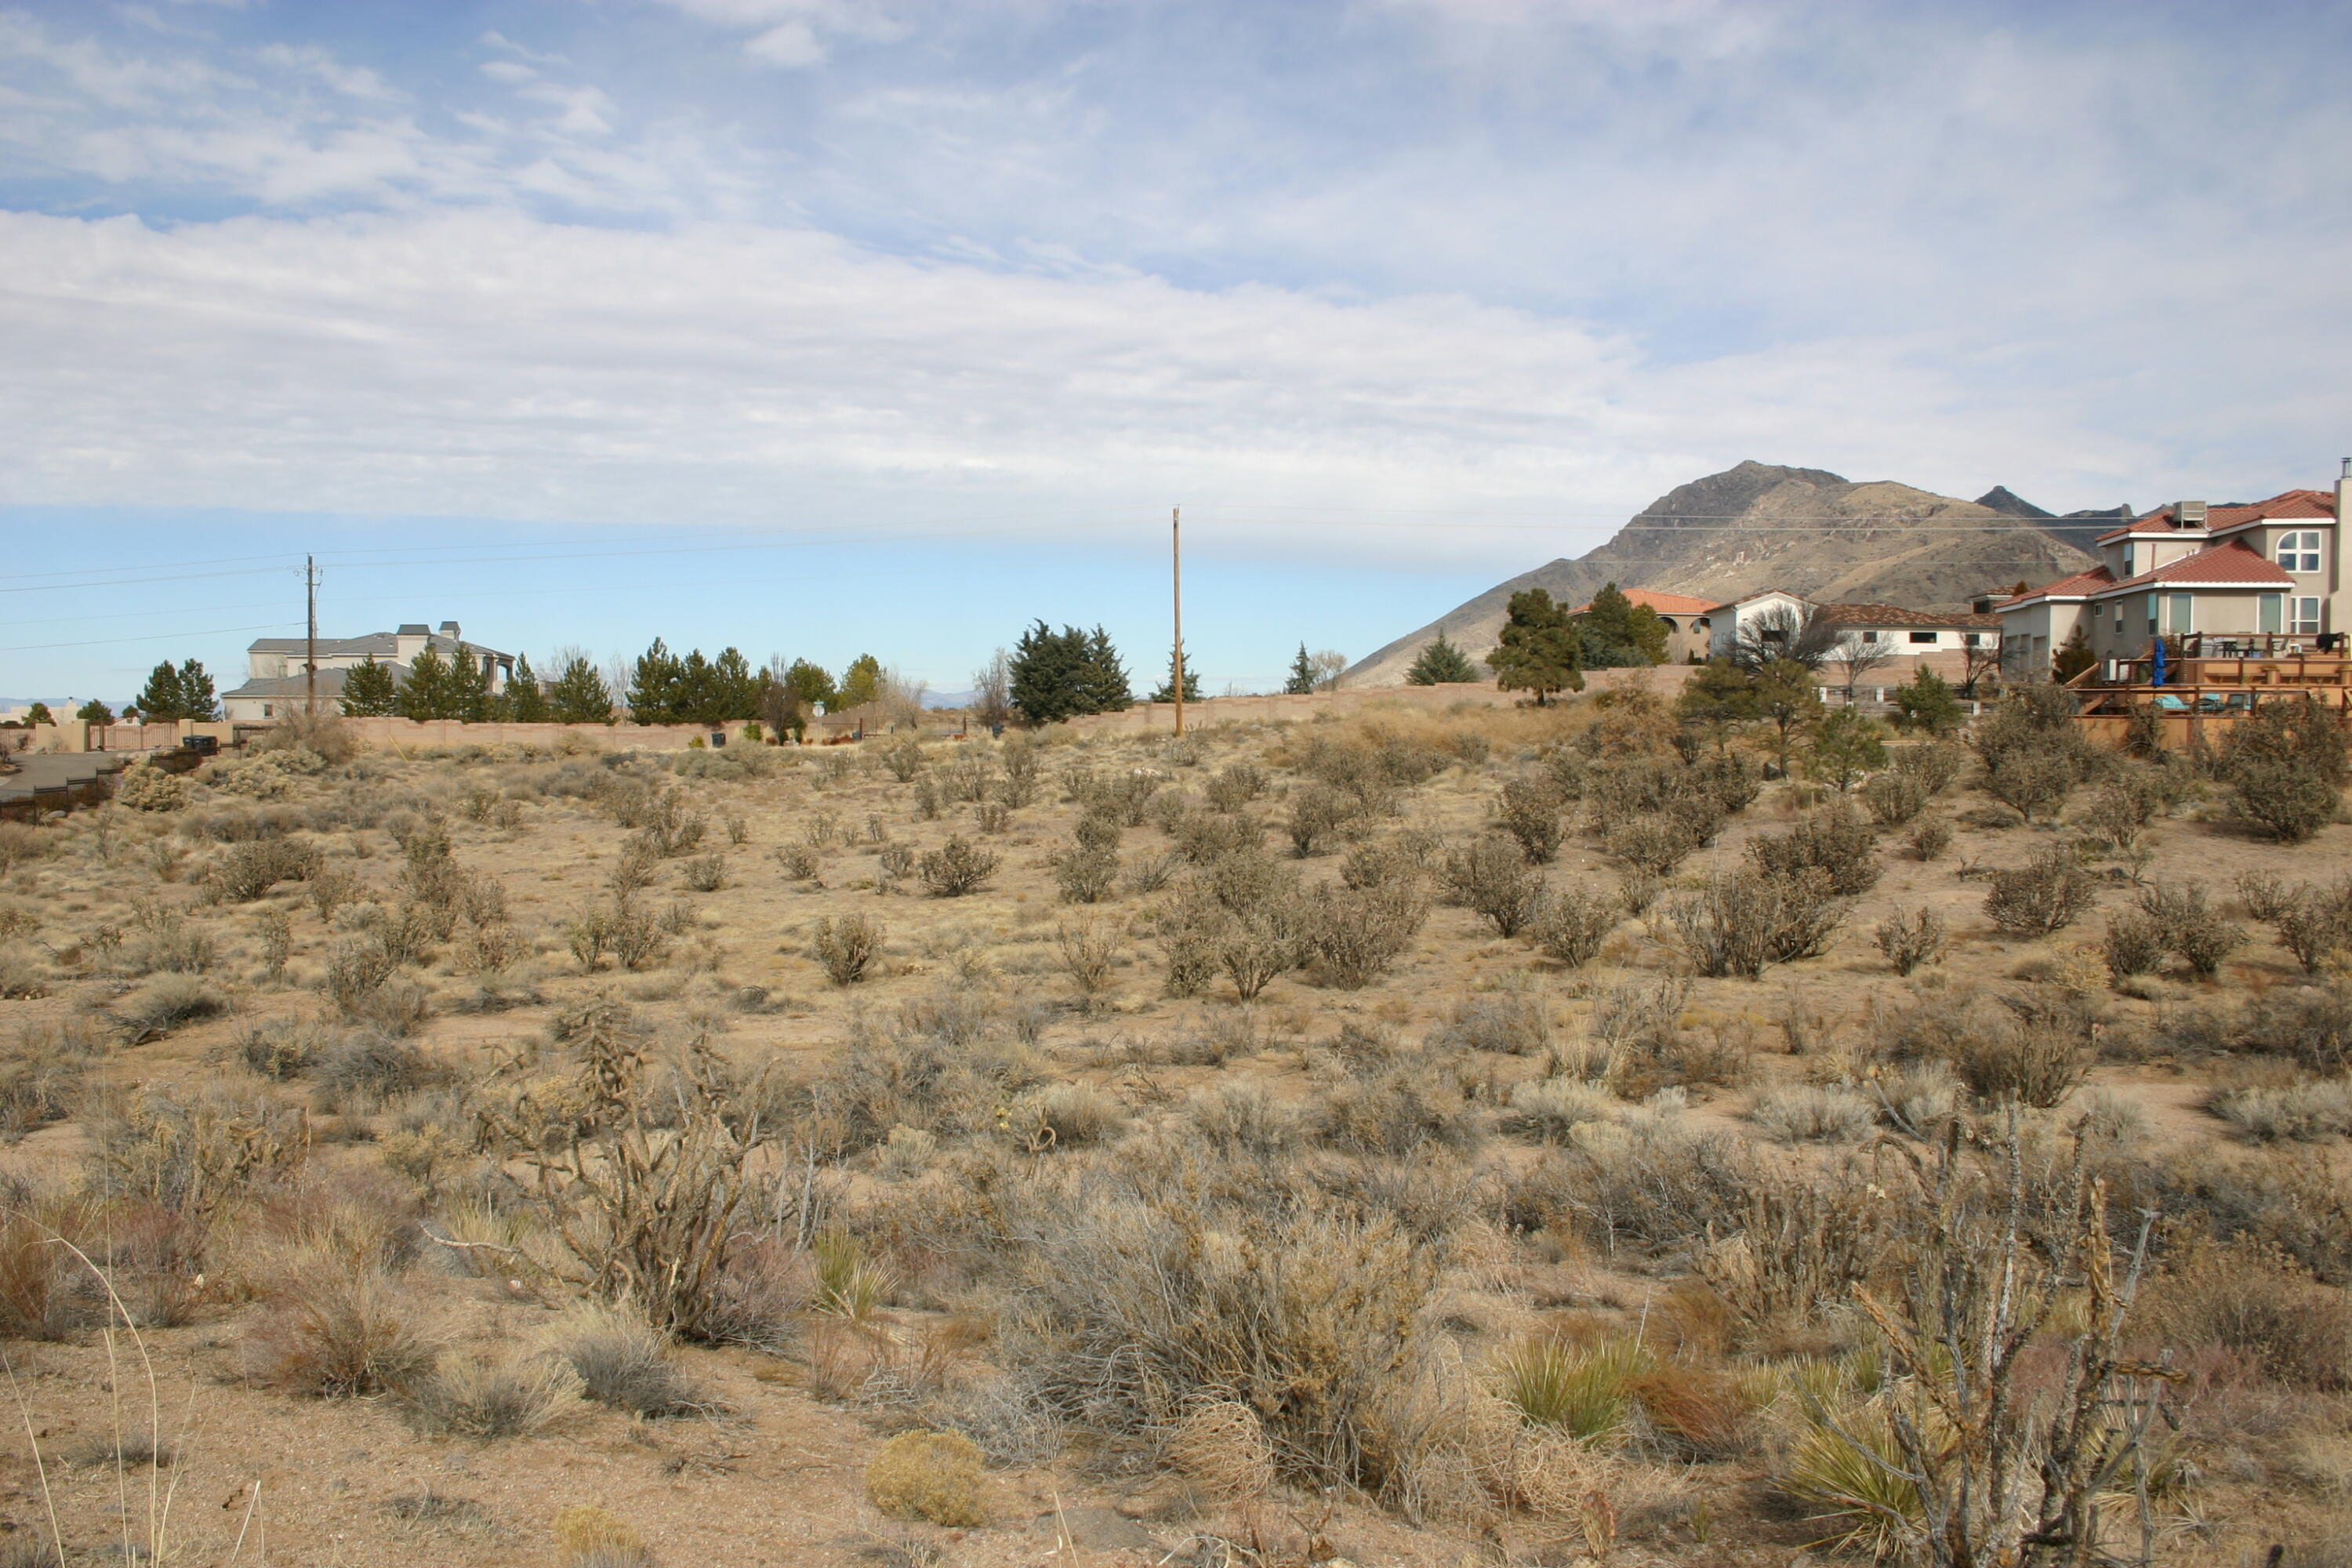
[1570,588,1720,662]
[221,620,513,722]
[1997,469,2349,680]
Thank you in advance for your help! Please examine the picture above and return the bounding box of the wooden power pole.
[304,554,319,717]
[1171,507,1184,738]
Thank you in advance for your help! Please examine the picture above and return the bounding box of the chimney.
[2339,458,2350,528]
[439,620,461,641]
[2176,500,2208,528]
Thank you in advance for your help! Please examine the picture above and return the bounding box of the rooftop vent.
[2176,500,2208,526]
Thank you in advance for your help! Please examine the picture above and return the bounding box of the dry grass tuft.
[866,1430,989,1526]
[405,1348,583,1439]
[554,1504,656,1568]
[1168,1399,1275,1504]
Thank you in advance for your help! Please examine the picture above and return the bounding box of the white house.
[1704,590,1817,661]
[220,620,513,722]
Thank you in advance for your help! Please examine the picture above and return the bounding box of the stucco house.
[1996,466,2350,681]
[1570,589,1720,662]
[220,620,514,722]
[1704,590,1816,661]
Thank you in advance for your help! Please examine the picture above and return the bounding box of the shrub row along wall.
[1057,668,1690,735]
[76,718,765,755]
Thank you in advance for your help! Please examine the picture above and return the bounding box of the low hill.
[1347,461,2096,688]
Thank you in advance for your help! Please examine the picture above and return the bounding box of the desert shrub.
[0,946,47,1000]
[2220,695,2349,843]
[2140,1236,2352,1391]
[1493,1334,1645,1443]
[775,843,820,880]
[554,1506,655,1568]
[1218,895,1308,1000]
[314,1029,444,1108]
[1305,880,1428,989]
[1873,906,1946,976]
[1051,840,1119,904]
[1659,869,1849,979]
[1947,995,2091,1107]
[1312,1065,1477,1157]
[1905,818,1952,862]
[1875,1060,1958,1134]
[811,913,884,986]
[1001,1156,1442,1488]
[1603,813,1700,877]
[1748,1083,1875,1144]
[2242,982,2352,1072]
[206,837,323,902]
[867,1431,987,1526]
[1203,761,1266,812]
[0,1018,97,1140]
[1507,1078,1615,1144]
[2082,772,2162,851]
[2211,1076,2352,1142]
[1286,782,1356,858]
[1432,989,1551,1056]
[680,851,726,892]
[1527,884,1615,968]
[1054,918,1119,1000]
[1519,1112,1751,1254]
[556,1302,704,1416]
[1010,1082,1127,1149]
[114,761,189,812]
[1496,775,1567,864]
[1190,1083,1299,1156]
[1123,848,1178,894]
[405,1350,581,1439]
[1860,768,1931,828]
[242,1251,433,1396]
[2100,909,2168,981]
[919,835,1000,896]
[1981,750,2081,824]
[1777,1399,1923,1562]
[2136,882,2242,978]
[1984,845,2096,936]
[1748,808,1880,895]
[122,904,217,975]
[2269,879,2352,972]
[111,972,230,1043]
[1443,835,1544,937]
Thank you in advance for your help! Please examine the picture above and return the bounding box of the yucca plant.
[1782,1398,1929,1561]
[1493,1334,1650,1443]
[811,1226,895,1324]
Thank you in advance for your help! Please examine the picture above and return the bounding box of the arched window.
[2279,532,2323,573]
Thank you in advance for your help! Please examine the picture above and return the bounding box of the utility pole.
[1171,507,1184,739]
[304,554,319,717]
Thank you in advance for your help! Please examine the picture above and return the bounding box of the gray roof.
[248,630,510,663]
[223,669,363,700]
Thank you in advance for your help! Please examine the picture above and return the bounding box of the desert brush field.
[0,689,2347,1568]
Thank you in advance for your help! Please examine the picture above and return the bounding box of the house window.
[2261,593,2284,634]
[2294,596,2322,635]
[2122,545,2135,575]
[2279,532,2323,573]
[262,704,274,717]
[1859,630,1879,643]
[2165,593,2194,634]
[2090,602,2104,618]
[1907,631,1936,644]
[1964,633,1984,647]
[2146,597,2158,636]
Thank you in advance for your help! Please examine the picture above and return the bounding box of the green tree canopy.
[1405,633,1482,685]
[2053,624,2097,683]
[547,655,615,725]
[74,699,114,725]
[446,645,492,723]
[133,659,218,723]
[24,703,52,726]
[1487,589,1584,705]
[504,653,550,723]
[627,638,684,724]
[339,655,399,717]
[781,659,837,717]
[1008,622,1133,725]
[1804,706,1889,792]
[1575,583,1669,667]
[1152,648,1203,704]
[1892,666,1965,734]
[1675,658,1761,726]
[1748,659,1825,775]
[396,644,463,720]
[835,654,884,713]
[1283,643,1316,695]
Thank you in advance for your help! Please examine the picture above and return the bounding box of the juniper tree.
[1284,643,1316,695]
[1576,583,1668,667]
[1152,648,1203,704]
[781,659,837,718]
[1487,589,1584,705]
[74,699,113,725]
[1405,633,1481,685]
[836,654,884,713]
[339,655,398,717]
[1080,627,1132,712]
[134,659,218,722]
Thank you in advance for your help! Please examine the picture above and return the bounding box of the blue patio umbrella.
[2151,637,2168,686]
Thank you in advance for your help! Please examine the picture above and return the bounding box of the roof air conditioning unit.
[2177,500,2208,525]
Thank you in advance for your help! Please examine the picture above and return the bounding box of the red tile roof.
[1570,588,1720,616]
[2096,488,2339,543]
[1999,565,2116,607]
[2098,539,2296,593]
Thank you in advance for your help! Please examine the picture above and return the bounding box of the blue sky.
[3,0,2349,702]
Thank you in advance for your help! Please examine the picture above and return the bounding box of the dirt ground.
[0,698,2347,1568]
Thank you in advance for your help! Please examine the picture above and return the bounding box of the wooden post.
[1171,506,1184,738]
[303,554,318,717]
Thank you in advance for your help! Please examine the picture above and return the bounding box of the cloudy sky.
[4,0,2348,701]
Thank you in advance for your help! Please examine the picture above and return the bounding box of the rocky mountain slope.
[1347,461,2096,688]
[1973,485,2136,557]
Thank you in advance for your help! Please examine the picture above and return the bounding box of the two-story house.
[1997,466,2350,680]
[220,620,514,721]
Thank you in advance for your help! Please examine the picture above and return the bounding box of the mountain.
[1973,486,2136,557]
[1347,461,2097,688]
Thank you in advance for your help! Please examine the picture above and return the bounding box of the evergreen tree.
[506,654,550,723]
[782,659,837,717]
[547,655,615,724]
[1748,659,1825,776]
[1009,622,1087,725]
[1405,633,1482,685]
[836,653,884,713]
[627,638,685,724]
[1575,583,1669,667]
[710,648,760,721]
[396,644,456,720]
[1674,658,1761,726]
[1891,666,1965,734]
[2053,625,2097,683]
[25,704,52,726]
[1803,706,1889,793]
[1284,643,1317,695]
[1486,590,1584,705]
[447,644,492,723]
[134,659,217,722]
[1152,648,1203,704]
[1080,626,1133,712]
[340,655,399,717]
[74,699,114,725]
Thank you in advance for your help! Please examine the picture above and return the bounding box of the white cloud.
[656,0,907,67]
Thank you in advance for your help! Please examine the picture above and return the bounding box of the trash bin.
[709,731,727,747]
